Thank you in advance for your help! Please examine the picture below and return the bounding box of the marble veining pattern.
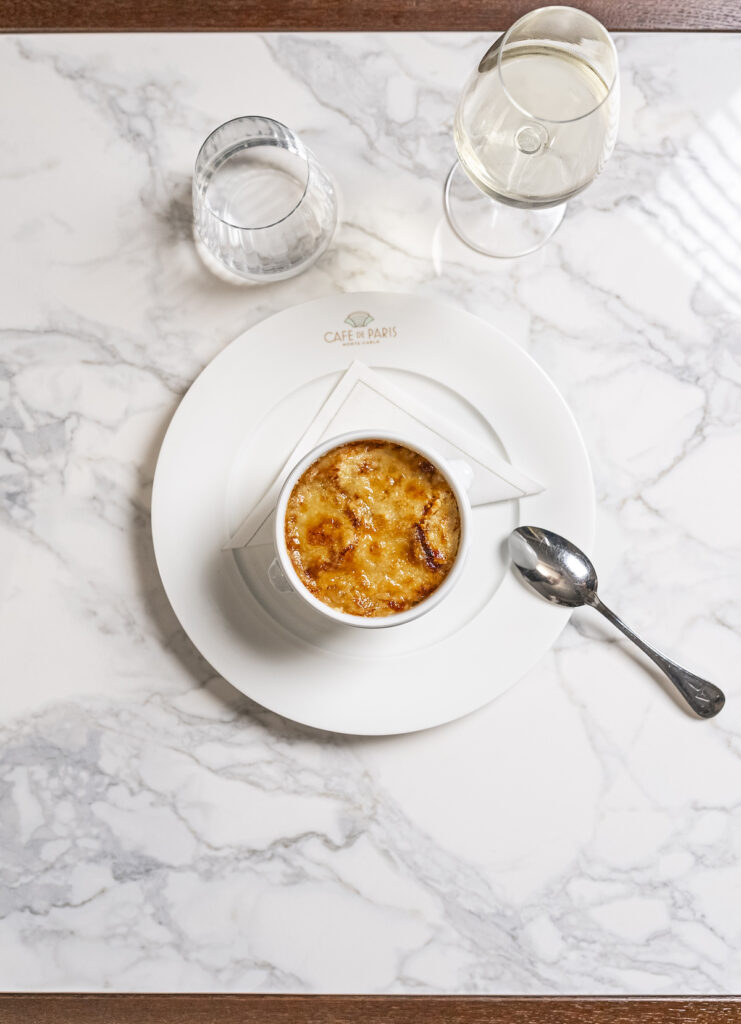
[1,32,741,993]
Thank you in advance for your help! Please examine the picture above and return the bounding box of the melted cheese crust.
[284,440,461,617]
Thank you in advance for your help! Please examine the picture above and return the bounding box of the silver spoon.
[508,526,725,719]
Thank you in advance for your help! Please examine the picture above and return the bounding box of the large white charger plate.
[152,292,594,735]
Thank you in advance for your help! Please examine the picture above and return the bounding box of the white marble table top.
[1,31,741,994]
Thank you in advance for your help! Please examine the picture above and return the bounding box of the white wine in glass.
[445,6,619,257]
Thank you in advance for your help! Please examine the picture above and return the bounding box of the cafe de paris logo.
[324,310,398,346]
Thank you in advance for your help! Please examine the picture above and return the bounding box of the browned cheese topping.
[284,440,461,617]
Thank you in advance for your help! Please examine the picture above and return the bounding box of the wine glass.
[444,6,619,258]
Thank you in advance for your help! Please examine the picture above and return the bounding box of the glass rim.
[194,115,312,231]
[496,5,619,125]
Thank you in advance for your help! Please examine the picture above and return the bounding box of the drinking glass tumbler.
[193,116,338,281]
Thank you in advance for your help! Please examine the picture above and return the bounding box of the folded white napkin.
[225,361,542,549]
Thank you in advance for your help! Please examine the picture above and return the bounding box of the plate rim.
[151,290,595,735]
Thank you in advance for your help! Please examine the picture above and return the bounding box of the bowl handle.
[268,558,294,594]
[447,459,474,493]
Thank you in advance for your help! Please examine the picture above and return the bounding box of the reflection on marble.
[1,31,741,993]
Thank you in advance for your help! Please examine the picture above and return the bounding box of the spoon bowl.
[508,525,597,607]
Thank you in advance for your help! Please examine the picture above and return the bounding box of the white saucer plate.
[152,292,594,735]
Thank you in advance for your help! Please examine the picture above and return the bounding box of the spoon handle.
[591,597,725,718]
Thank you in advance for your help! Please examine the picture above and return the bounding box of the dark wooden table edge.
[2,0,741,32]
[3,994,741,1023]
[4,26,741,33]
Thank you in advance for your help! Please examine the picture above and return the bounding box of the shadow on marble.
[159,174,194,245]
[571,607,699,717]
[610,633,707,718]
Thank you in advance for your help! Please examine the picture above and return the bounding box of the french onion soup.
[284,439,461,617]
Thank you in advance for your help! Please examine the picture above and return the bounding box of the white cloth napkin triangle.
[224,361,542,549]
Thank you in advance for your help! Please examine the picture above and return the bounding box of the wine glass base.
[444,162,565,259]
